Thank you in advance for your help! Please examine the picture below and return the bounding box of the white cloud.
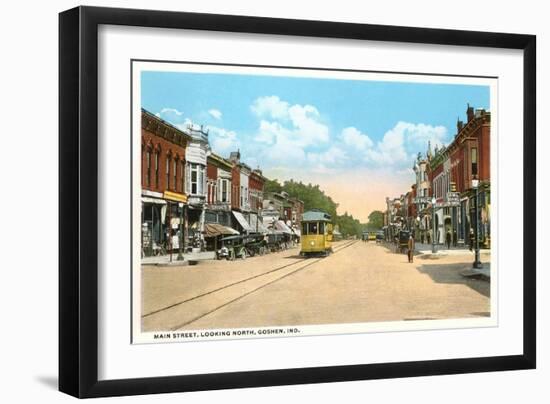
[251,96,289,120]
[251,95,330,169]
[287,104,329,145]
[208,109,222,120]
[174,118,197,132]
[260,135,307,167]
[364,124,409,166]
[156,108,185,122]
[307,146,348,171]
[402,122,448,150]
[207,126,238,154]
[247,95,334,172]
[364,121,448,168]
[254,120,284,144]
[341,127,374,150]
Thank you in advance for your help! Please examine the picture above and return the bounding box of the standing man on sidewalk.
[446,230,452,250]
[407,234,415,263]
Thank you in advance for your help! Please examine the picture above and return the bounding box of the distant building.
[262,191,303,235]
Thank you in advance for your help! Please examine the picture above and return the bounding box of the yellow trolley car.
[300,209,334,257]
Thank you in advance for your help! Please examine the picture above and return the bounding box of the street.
[141,240,490,332]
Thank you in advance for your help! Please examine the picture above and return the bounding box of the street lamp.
[431,197,436,253]
[472,178,482,269]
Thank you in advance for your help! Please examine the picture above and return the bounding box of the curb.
[460,268,490,281]
[142,260,190,267]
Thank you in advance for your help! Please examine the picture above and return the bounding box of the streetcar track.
[170,240,358,330]
[142,240,357,322]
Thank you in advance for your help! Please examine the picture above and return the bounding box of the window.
[166,156,170,189]
[173,159,177,191]
[198,166,204,195]
[240,186,244,207]
[308,222,318,235]
[471,147,478,177]
[319,222,325,234]
[145,150,151,187]
[221,179,228,202]
[154,152,159,187]
[180,161,185,193]
[191,164,198,194]
[302,223,308,235]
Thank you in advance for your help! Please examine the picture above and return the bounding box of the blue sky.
[141,69,490,220]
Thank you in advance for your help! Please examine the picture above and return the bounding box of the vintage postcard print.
[131,61,497,344]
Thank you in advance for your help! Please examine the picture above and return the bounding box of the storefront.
[141,193,167,257]
[205,209,231,227]
[232,210,253,234]
[163,191,188,253]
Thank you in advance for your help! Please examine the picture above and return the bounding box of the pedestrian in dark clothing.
[446,231,452,250]
[407,235,415,263]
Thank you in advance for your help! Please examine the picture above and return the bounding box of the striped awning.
[274,220,293,234]
[141,196,166,205]
[232,211,253,232]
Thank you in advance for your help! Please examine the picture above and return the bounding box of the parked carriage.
[300,209,333,257]
[244,233,268,257]
[266,231,290,252]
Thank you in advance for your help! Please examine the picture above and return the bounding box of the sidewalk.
[141,251,216,266]
[415,242,490,256]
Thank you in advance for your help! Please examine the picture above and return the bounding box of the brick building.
[141,109,191,255]
[205,153,233,227]
[427,104,491,247]
[229,151,254,233]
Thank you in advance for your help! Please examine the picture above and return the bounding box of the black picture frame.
[59,5,536,398]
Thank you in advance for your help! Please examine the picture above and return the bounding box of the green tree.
[366,210,384,230]
[266,178,364,239]
[264,178,283,193]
